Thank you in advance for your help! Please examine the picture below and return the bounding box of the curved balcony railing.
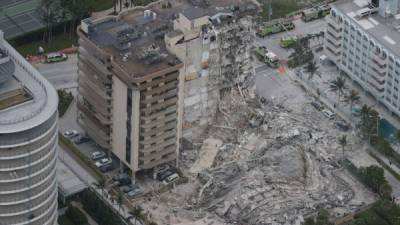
[0,112,57,147]
[0,152,56,183]
[0,131,57,160]
[3,192,57,225]
[0,176,55,205]
[0,42,50,125]
[0,185,57,216]
[0,165,56,194]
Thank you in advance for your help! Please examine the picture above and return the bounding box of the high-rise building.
[0,31,59,225]
[325,0,400,116]
[77,0,257,176]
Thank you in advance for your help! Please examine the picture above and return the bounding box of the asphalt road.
[35,54,78,90]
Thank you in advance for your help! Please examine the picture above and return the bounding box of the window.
[126,138,131,163]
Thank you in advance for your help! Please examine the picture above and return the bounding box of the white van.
[162,173,179,185]
[322,109,335,120]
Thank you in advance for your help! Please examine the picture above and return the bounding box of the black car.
[74,136,90,145]
[157,170,174,181]
[99,164,114,173]
[335,121,350,131]
[311,101,323,111]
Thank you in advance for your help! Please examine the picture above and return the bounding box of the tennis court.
[0,0,44,39]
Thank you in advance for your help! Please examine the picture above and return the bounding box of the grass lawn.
[58,215,76,225]
[14,34,77,57]
[91,0,113,12]
[259,0,324,20]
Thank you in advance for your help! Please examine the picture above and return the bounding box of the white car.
[63,130,79,138]
[95,158,112,168]
[322,109,335,120]
[91,151,106,160]
[162,173,179,185]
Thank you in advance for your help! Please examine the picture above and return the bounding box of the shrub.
[65,205,88,225]
[58,89,73,117]
[80,189,125,225]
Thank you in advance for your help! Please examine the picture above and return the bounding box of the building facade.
[325,0,400,116]
[77,8,184,174]
[0,31,59,225]
[77,0,257,175]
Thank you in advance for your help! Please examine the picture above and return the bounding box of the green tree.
[129,206,144,225]
[345,89,360,112]
[304,60,319,80]
[329,77,347,104]
[65,205,88,225]
[338,135,347,163]
[115,192,124,213]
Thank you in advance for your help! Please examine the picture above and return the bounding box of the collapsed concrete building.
[76,0,258,175]
[166,3,256,141]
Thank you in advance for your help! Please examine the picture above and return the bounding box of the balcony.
[80,114,110,139]
[368,65,387,79]
[0,128,57,160]
[140,121,177,137]
[139,144,176,161]
[139,131,176,146]
[140,105,176,122]
[140,113,177,130]
[0,164,55,193]
[0,149,56,182]
[139,152,176,170]
[371,54,387,67]
[367,79,385,93]
[140,97,178,115]
[77,101,111,125]
[140,89,178,106]
[325,27,342,40]
[79,70,111,99]
[140,138,176,154]
[326,16,342,32]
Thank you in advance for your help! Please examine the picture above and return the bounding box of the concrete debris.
[182,87,362,225]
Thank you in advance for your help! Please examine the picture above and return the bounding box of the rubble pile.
[187,88,356,224]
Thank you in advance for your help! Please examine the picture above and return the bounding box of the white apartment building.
[0,30,59,225]
[325,0,400,116]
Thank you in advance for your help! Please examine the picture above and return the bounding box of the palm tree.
[360,104,370,125]
[115,192,124,213]
[92,177,106,196]
[129,206,144,225]
[304,60,319,80]
[329,77,347,104]
[338,135,347,163]
[345,89,360,111]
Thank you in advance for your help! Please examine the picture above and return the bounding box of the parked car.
[117,178,132,187]
[74,135,90,144]
[99,163,114,173]
[46,52,68,63]
[335,121,350,131]
[127,188,142,197]
[95,158,112,168]
[112,173,129,182]
[322,109,335,120]
[162,173,179,185]
[91,151,106,160]
[311,101,323,111]
[63,130,79,138]
[121,184,139,193]
[157,170,174,181]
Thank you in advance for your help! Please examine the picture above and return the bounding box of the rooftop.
[334,0,400,57]
[57,160,87,198]
[0,30,58,134]
[80,0,258,81]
